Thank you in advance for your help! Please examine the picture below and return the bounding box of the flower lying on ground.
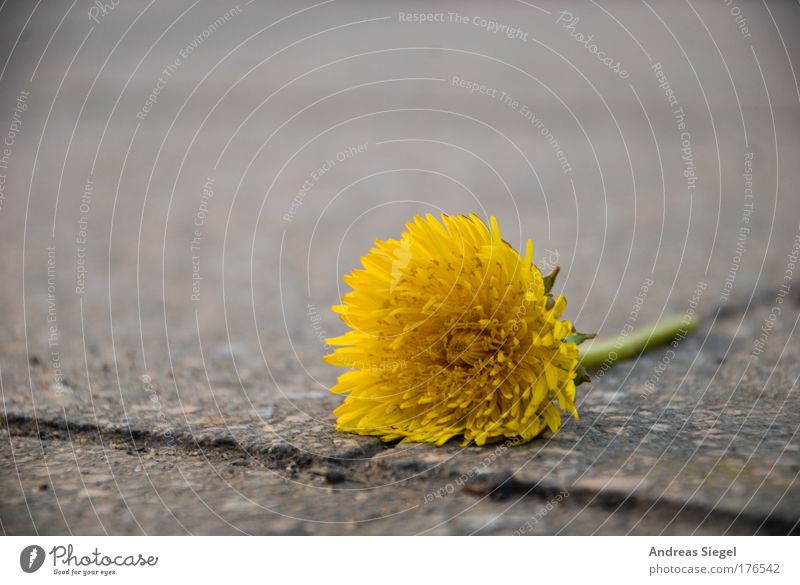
[325,213,592,446]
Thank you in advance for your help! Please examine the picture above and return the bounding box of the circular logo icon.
[20,545,45,573]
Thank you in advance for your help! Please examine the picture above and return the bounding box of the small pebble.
[325,470,346,484]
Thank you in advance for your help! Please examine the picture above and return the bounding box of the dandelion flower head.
[325,213,583,446]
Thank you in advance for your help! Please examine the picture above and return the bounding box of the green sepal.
[542,266,560,294]
[564,331,596,346]
[573,364,591,387]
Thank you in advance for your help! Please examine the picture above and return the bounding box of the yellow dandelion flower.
[324,213,586,447]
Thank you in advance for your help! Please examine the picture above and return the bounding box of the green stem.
[579,313,700,369]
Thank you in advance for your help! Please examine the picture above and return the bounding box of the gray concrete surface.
[1,0,799,534]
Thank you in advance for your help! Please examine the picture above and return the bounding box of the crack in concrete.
[4,411,796,533]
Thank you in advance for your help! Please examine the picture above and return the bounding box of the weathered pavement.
[2,294,800,534]
[1,1,800,534]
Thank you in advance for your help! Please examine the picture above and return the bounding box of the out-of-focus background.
[1,0,799,535]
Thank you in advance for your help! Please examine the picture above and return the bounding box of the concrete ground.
[1,0,799,534]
